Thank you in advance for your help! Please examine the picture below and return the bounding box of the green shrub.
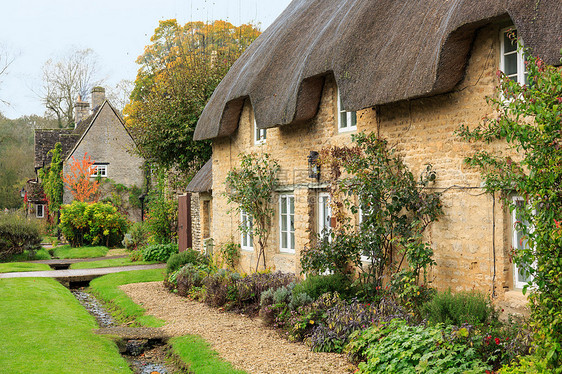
[292,273,355,300]
[0,213,42,260]
[346,319,490,373]
[166,249,207,275]
[122,222,148,251]
[142,243,178,262]
[59,201,129,247]
[421,289,496,326]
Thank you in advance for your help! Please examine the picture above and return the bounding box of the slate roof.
[194,0,562,141]
[186,159,212,193]
[33,106,102,170]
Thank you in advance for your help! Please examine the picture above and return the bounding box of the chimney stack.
[74,95,90,124]
[91,86,106,109]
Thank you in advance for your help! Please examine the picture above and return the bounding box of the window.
[500,27,527,85]
[512,196,534,289]
[318,193,331,240]
[91,164,108,177]
[36,204,45,218]
[279,194,295,253]
[337,88,357,132]
[358,205,372,262]
[240,210,253,251]
[254,118,266,144]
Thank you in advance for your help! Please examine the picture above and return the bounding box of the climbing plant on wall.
[457,42,562,369]
[38,142,64,222]
[225,153,280,272]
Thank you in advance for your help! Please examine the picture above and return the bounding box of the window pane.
[282,214,287,231]
[340,111,347,128]
[282,231,287,248]
[504,53,518,76]
[290,232,295,249]
[289,197,294,214]
[281,197,287,214]
[351,111,357,127]
[503,32,517,53]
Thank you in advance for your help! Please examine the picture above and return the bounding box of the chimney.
[74,95,90,124]
[91,86,106,109]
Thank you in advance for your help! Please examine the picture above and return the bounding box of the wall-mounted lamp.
[20,187,26,199]
[307,151,320,181]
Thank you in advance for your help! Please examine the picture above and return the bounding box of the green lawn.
[1,248,52,262]
[0,277,131,374]
[53,245,109,259]
[0,262,51,273]
[70,258,158,270]
[89,269,165,327]
[170,335,248,374]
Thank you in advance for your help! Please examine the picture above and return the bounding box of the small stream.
[71,288,175,374]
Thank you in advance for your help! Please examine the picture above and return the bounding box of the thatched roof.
[186,159,212,193]
[195,0,562,141]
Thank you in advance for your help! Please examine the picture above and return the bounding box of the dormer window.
[337,88,357,132]
[254,118,266,145]
[500,27,527,85]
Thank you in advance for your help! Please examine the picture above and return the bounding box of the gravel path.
[121,282,356,374]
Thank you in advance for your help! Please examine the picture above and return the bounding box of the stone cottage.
[31,87,145,221]
[193,0,562,308]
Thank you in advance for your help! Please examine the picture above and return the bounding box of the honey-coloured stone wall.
[210,25,521,304]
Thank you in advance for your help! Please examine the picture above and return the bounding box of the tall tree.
[124,19,261,173]
[0,45,15,105]
[41,48,103,128]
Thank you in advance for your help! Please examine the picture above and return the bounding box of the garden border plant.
[302,132,443,308]
[457,39,562,370]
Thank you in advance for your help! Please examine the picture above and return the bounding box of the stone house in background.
[193,0,562,312]
[30,87,145,222]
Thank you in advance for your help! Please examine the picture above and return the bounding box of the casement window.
[91,164,108,177]
[254,118,266,145]
[36,204,45,218]
[500,27,527,85]
[318,193,332,240]
[279,194,295,253]
[512,196,534,289]
[240,209,253,251]
[337,88,357,132]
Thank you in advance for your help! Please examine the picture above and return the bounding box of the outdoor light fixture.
[308,151,320,181]
[139,193,147,222]
[20,187,25,198]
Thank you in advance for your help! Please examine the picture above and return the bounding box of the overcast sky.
[0,0,292,119]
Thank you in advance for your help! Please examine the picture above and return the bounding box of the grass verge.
[70,258,158,270]
[89,268,165,327]
[53,245,109,259]
[1,248,52,262]
[0,277,131,373]
[0,262,51,273]
[170,335,248,374]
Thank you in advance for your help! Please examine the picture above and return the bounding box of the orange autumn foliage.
[62,153,100,202]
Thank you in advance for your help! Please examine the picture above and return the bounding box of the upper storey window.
[337,88,357,132]
[500,28,527,85]
[254,118,266,145]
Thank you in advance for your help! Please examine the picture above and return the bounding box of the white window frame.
[318,193,332,241]
[512,196,535,289]
[279,194,295,254]
[254,118,266,145]
[337,87,357,133]
[358,205,372,262]
[36,204,45,218]
[240,209,253,251]
[91,164,108,177]
[500,27,527,86]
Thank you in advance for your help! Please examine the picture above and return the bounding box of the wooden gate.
[178,194,192,252]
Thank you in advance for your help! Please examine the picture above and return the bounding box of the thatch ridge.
[195,0,562,141]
